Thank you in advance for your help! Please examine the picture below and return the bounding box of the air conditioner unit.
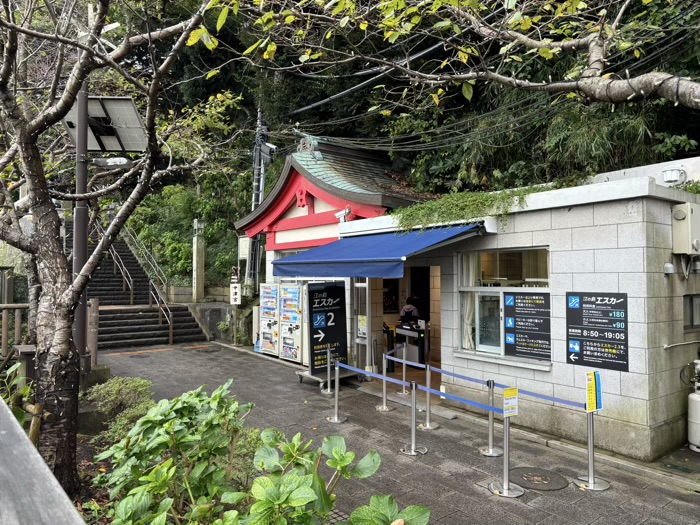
[672,203,700,255]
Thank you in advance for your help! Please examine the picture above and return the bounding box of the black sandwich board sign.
[307,281,348,375]
[566,292,628,372]
[503,292,551,360]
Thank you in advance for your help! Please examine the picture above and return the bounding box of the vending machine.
[259,284,279,356]
[279,284,303,363]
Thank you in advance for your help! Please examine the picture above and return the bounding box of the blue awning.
[272,224,481,278]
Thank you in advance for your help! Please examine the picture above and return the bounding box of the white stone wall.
[430,197,697,460]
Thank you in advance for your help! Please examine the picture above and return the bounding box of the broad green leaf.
[285,15,296,24]
[299,54,310,63]
[260,428,284,446]
[217,6,229,32]
[151,511,167,525]
[321,436,346,458]
[201,32,219,51]
[369,495,399,519]
[505,0,517,9]
[222,510,240,525]
[351,450,381,479]
[255,445,282,472]
[431,93,440,106]
[263,42,277,60]
[251,476,275,501]
[397,506,431,525]
[207,69,220,79]
[461,83,474,102]
[11,406,26,426]
[340,16,350,28]
[221,491,248,505]
[311,472,333,514]
[349,505,375,525]
[287,486,317,507]
[243,39,263,55]
[360,21,368,30]
[619,41,633,51]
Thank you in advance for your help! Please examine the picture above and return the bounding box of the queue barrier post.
[488,417,524,498]
[400,381,427,456]
[573,412,610,491]
[326,362,346,424]
[321,347,333,396]
[396,344,408,396]
[418,364,438,430]
[479,379,503,457]
[375,353,394,412]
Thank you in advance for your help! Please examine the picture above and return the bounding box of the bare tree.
[0,0,210,493]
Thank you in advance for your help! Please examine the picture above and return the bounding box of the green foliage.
[653,133,699,158]
[394,186,544,231]
[348,495,430,525]
[90,381,418,525]
[87,377,156,448]
[0,362,32,425]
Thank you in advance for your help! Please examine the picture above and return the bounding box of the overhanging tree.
[199,0,700,110]
[0,0,217,493]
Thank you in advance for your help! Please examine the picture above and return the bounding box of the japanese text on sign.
[503,293,551,361]
[566,292,628,372]
[307,282,348,375]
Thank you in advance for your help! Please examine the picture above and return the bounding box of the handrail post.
[375,353,394,412]
[149,282,153,307]
[168,312,174,345]
[400,382,427,456]
[325,362,346,424]
[489,417,524,498]
[573,412,610,491]
[14,308,21,345]
[479,380,503,457]
[397,344,408,396]
[130,286,134,305]
[321,347,333,395]
[418,364,439,430]
[1,309,8,358]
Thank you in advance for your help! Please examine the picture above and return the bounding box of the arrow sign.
[313,330,325,342]
[569,353,578,362]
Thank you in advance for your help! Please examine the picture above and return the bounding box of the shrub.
[87,377,155,447]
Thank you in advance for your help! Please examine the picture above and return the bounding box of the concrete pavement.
[100,342,700,525]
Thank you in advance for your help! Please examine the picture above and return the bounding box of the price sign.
[503,387,519,417]
[566,292,628,371]
[586,371,603,413]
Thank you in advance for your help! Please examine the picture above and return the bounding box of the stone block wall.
[434,197,697,461]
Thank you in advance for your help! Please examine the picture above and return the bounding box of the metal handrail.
[95,223,134,305]
[148,281,173,344]
[121,223,169,293]
[95,222,174,344]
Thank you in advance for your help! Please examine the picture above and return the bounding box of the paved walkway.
[100,343,700,525]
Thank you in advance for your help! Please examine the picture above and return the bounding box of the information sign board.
[566,292,628,371]
[586,371,603,413]
[307,282,348,375]
[503,387,519,417]
[503,292,551,360]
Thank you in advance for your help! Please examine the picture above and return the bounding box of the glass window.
[458,248,550,358]
[684,295,700,330]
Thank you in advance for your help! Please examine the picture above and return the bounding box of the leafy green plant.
[348,495,430,525]
[217,320,230,333]
[0,361,32,425]
[90,381,426,525]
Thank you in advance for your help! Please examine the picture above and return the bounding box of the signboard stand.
[489,388,524,498]
[573,371,610,491]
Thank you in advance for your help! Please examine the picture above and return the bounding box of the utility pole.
[72,46,89,381]
[244,108,266,297]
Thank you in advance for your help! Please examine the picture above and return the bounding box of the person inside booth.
[399,296,420,324]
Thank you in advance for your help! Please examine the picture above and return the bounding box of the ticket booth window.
[459,249,549,357]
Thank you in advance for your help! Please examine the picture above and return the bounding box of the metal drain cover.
[510,467,568,491]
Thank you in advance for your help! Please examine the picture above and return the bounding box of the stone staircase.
[66,220,208,350]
